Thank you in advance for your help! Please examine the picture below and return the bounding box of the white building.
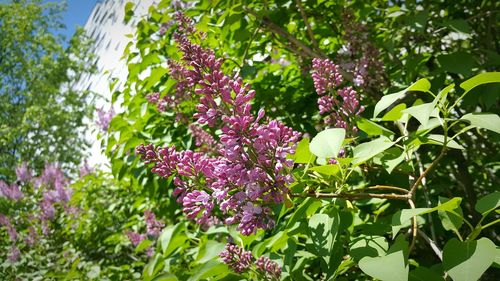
[75,0,155,167]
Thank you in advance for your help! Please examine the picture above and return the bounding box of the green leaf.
[187,261,229,281]
[475,191,500,214]
[159,223,186,257]
[136,239,153,253]
[144,67,169,89]
[460,113,500,134]
[359,236,409,281]
[286,198,320,229]
[438,197,464,233]
[373,147,405,174]
[382,103,407,121]
[152,273,178,281]
[195,240,226,264]
[444,19,471,34]
[373,91,406,118]
[308,164,340,176]
[86,265,100,280]
[437,52,475,76]
[349,235,389,261]
[357,118,394,136]
[392,198,462,236]
[424,134,464,150]
[309,128,345,158]
[289,137,315,164]
[308,210,340,262]
[437,83,455,108]
[352,136,395,165]
[443,238,496,281]
[124,2,135,24]
[374,78,431,118]
[401,102,436,126]
[460,72,500,95]
[143,254,164,280]
[409,267,445,281]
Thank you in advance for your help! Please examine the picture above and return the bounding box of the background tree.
[0,0,96,180]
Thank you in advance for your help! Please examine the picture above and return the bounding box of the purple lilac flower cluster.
[126,210,164,257]
[79,159,94,177]
[0,163,74,262]
[137,13,300,236]
[96,106,115,132]
[338,11,385,93]
[0,181,23,201]
[15,162,32,183]
[311,58,364,133]
[189,124,218,154]
[145,60,197,123]
[220,244,281,280]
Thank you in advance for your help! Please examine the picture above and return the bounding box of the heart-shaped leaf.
[475,191,500,214]
[359,236,409,281]
[461,113,500,134]
[352,136,395,165]
[443,238,496,281]
[309,128,345,158]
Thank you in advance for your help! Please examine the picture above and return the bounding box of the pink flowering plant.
[0,163,74,270]
[105,2,500,281]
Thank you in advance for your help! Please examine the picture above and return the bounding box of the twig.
[245,7,322,58]
[362,185,410,194]
[295,0,319,51]
[417,229,443,261]
[290,192,410,201]
[409,148,447,196]
[245,7,354,80]
[414,151,438,245]
[408,198,418,252]
[240,25,261,67]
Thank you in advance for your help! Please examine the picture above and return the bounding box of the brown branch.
[362,185,410,194]
[408,198,418,252]
[291,192,410,201]
[295,0,319,52]
[245,7,322,58]
[245,7,353,80]
[409,148,447,196]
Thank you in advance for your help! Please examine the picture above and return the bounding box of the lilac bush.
[125,210,164,257]
[0,162,73,262]
[136,12,300,236]
[311,58,364,133]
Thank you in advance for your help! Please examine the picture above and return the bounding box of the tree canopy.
[0,0,95,180]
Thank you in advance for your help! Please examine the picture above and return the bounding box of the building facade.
[76,0,155,167]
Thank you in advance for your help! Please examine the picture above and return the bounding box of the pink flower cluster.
[189,124,218,154]
[338,11,385,92]
[220,243,281,280]
[15,162,32,183]
[0,181,23,201]
[145,60,197,123]
[126,210,164,257]
[0,162,73,262]
[311,58,364,133]
[96,106,115,132]
[79,159,93,177]
[136,13,300,236]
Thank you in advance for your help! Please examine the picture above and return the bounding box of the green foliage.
[2,0,499,280]
[104,1,499,280]
[0,0,96,179]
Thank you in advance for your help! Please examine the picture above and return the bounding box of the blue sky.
[44,0,98,40]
